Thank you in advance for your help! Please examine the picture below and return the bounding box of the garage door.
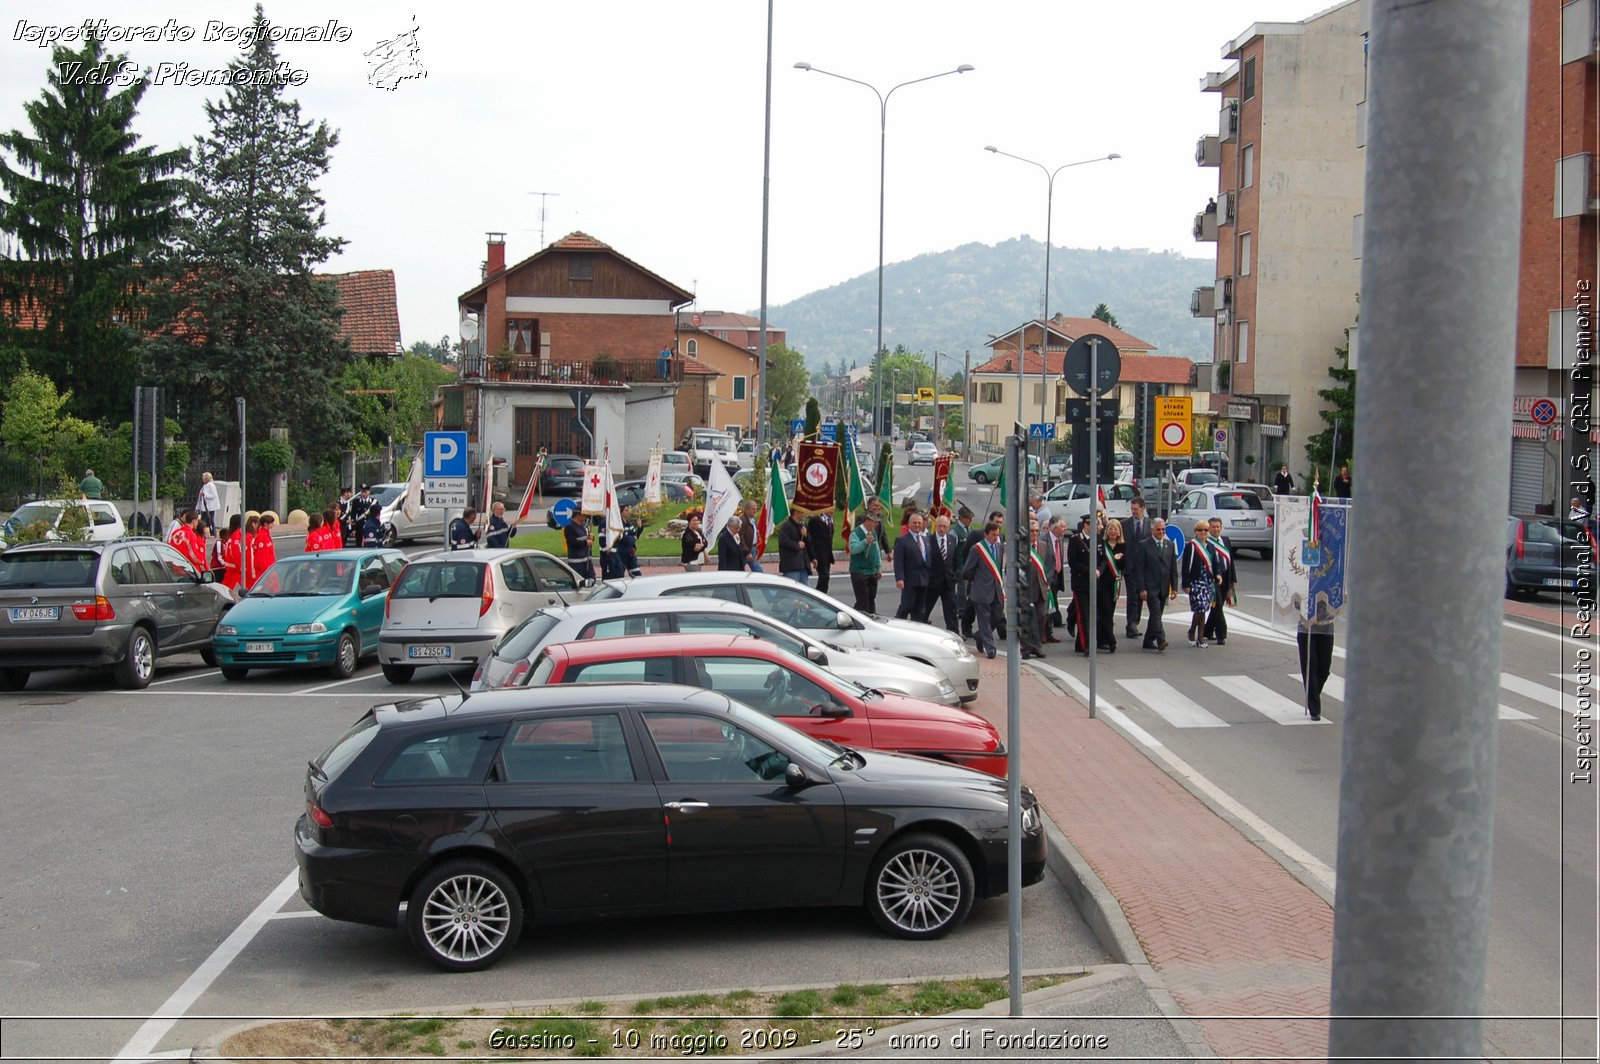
[1509,437,1545,515]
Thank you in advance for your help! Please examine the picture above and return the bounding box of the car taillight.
[507,658,532,687]
[386,564,408,618]
[306,800,333,829]
[480,565,495,616]
[71,596,114,621]
[1514,521,1526,559]
[1266,515,1273,528]
[471,658,488,685]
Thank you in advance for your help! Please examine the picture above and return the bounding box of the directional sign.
[549,497,577,528]
[569,388,593,415]
[1154,397,1193,459]
[1029,422,1056,440]
[1064,398,1119,422]
[820,422,838,443]
[423,431,468,478]
[1531,398,1558,426]
[1062,333,1123,398]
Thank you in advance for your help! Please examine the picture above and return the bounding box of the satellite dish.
[458,315,479,342]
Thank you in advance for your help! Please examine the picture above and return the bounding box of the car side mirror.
[804,645,827,665]
[816,704,851,719]
[785,761,811,789]
[835,611,852,630]
[581,577,595,589]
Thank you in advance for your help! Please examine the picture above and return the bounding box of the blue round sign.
[1531,399,1558,426]
[550,497,577,528]
[1165,523,1186,558]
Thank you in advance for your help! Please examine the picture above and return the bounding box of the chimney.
[486,232,506,277]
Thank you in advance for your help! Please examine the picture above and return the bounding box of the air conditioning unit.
[1220,97,1240,141]
[1218,276,1234,307]
[1195,134,1221,167]
[1217,191,1236,225]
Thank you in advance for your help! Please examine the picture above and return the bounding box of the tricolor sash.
[977,540,1005,603]
[1029,549,1056,612]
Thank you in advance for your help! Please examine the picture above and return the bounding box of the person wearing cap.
[849,509,883,614]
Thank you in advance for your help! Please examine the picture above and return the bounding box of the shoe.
[1143,643,1158,651]
[1216,638,1226,646]
[1197,640,1208,648]
[985,648,996,659]
[1045,635,1062,644]
[1126,628,1140,639]
[1076,649,1089,656]
[1310,713,1321,721]
[1157,640,1169,652]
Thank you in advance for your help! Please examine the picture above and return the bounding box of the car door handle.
[663,800,709,813]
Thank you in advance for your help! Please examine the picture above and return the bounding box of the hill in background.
[765,237,1216,372]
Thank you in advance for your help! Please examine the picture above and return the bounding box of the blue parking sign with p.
[423,431,469,477]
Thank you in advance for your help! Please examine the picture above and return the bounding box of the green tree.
[1,364,95,491]
[1303,336,1357,486]
[141,4,352,471]
[943,409,964,444]
[763,342,808,428]
[1116,421,1139,454]
[0,35,187,422]
[1091,303,1121,329]
[343,353,453,451]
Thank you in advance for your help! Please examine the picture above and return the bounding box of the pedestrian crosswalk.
[1095,670,1567,729]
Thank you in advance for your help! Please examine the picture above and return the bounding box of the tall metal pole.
[1002,427,1024,1013]
[963,350,972,462]
[1328,2,1527,1059]
[1086,338,1099,719]
[795,62,974,439]
[755,0,774,452]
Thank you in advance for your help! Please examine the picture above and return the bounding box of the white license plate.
[9,607,58,621]
[1543,578,1572,588]
[1232,519,1258,528]
[245,642,276,653]
[408,645,453,660]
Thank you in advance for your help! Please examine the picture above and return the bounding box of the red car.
[527,633,1007,778]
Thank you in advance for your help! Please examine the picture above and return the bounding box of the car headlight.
[937,680,955,695]
[286,621,328,635]
[214,623,237,636]
[1021,803,1041,834]
[940,637,965,655]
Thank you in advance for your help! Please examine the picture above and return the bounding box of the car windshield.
[492,610,561,662]
[1187,471,1220,484]
[372,485,405,506]
[9,503,66,526]
[696,434,736,452]
[0,549,98,589]
[251,557,356,596]
[392,562,485,598]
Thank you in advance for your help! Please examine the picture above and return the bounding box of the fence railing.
[460,354,683,385]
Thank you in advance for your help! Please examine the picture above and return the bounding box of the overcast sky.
[2,0,1340,350]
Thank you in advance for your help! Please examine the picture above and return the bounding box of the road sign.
[424,477,468,507]
[1028,422,1056,440]
[423,431,469,478]
[1062,334,1122,398]
[568,388,593,415]
[1530,398,1558,425]
[790,418,805,436]
[1214,428,1228,445]
[549,497,577,527]
[1064,398,1119,422]
[1153,397,1193,459]
[820,423,837,443]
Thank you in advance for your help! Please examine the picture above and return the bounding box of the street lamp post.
[796,61,975,441]
[984,148,1120,469]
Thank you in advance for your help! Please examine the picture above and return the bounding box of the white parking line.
[114,868,298,1062]
[144,672,214,687]
[297,674,385,694]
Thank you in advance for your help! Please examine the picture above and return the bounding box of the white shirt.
[197,480,219,510]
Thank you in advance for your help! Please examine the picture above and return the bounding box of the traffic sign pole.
[1087,338,1099,719]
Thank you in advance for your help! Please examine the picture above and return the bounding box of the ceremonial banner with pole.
[580,460,607,514]
[930,455,953,517]
[516,449,546,522]
[644,448,663,505]
[792,443,839,516]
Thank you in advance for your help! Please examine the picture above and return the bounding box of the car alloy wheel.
[867,832,974,939]
[407,860,523,972]
[330,631,359,679]
[114,627,156,689]
[383,525,399,548]
[973,472,989,484]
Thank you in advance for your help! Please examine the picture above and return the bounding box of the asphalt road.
[0,643,1106,1062]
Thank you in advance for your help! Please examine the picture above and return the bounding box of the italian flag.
[757,459,789,558]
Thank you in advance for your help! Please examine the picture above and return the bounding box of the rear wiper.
[307,759,328,782]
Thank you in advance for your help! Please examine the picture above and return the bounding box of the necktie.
[918,534,926,562]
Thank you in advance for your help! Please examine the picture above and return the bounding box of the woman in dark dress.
[1097,517,1127,653]
[1179,520,1216,648]
[680,513,708,572]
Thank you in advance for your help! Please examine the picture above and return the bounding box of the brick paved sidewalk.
[967,654,1333,1061]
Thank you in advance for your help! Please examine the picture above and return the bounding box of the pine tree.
[0,35,186,423]
[142,4,353,468]
[1091,303,1121,329]
[1303,337,1356,485]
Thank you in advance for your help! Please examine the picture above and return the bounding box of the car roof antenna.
[440,668,474,709]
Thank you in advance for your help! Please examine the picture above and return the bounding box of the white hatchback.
[2,499,125,546]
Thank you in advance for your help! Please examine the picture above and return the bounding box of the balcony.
[1194,208,1218,242]
[459,354,684,386]
[1220,97,1239,141]
[1196,134,1221,167]
[1191,286,1216,317]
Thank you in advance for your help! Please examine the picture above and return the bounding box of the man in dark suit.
[960,520,1005,658]
[778,510,811,584]
[953,506,978,638]
[892,511,933,621]
[1203,516,1235,645]
[1121,497,1154,639]
[1066,516,1092,655]
[1130,517,1179,651]
[717,515,749,571]
[806,510,835,593]
[921,513,961,631]
[1037,517,1066,643]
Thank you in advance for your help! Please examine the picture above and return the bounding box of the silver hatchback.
[1171,487,1274,557]
[377,549,589,683]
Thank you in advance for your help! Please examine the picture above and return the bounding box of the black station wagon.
[295,684,1046,971]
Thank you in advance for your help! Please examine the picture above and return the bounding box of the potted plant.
[490,346,517,381]
[592,351,617,382]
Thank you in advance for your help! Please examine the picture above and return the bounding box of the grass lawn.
[509,499,875,559]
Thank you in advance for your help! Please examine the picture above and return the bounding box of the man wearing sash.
[1203,516,1235,646]
[961,520,1006,659]
[1019,521,1052,659]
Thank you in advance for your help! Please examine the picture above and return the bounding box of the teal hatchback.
[212,549,407,680]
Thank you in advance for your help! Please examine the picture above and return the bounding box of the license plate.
[9,607,58,622]
[1232,519,1258,528]
[408,645,452,659]
[1543,578,1572,588]
[245,641,276,653]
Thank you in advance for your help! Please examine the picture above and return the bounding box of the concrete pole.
[1329,2,1527,1059]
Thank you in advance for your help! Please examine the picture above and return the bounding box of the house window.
[732,376,747,401]
[1240,233,1252,276]
[686,339,698,356]
[569,254,593,280]
[1243,57,1256,100]
[1242,145,1254,189]
[1032,382,1045,405]
[979,382,1003,403]
[506,318,539,355]
[1237,320,1250,365]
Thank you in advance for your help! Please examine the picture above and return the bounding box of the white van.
[680,428,741,477]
